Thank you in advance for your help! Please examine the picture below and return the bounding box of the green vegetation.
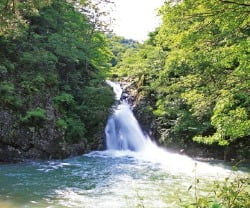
[179,171,250,208]
[0,81,22,109]
[21,108,47,127]
[0,0,249,161]
[108,35,139,67]
[184,163,250,208]
[112,0,250,159]
[136,173,250,208]
[0,0,114,150]
[0,0,249,207]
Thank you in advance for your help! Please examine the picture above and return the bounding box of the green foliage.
[78,86,114,128]
[0,81,22,108]
[0,0,52,37]
[0,0,114,147]
[56,115,87,144]
[0,81,14,96]
[54,93,75,112]
[81,86,114,109]
[20,73,48,94]
[56,118,67,130]
[113,0,250,151]
[20,49,58,72]
[211,91,250,142]
[45,73,58,87]
[64,116,86,143]
[0,65,7,73]
[108,35,139,67]
[21,108,47,127]
[183,174,250,208]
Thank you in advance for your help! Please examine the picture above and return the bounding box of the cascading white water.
[105,102,149,151]
[0,81,246,208]
[105,80,123,101]
[105,81,149,151]
[105,80,233,176]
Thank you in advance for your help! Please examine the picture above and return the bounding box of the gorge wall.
[121,78,249,162]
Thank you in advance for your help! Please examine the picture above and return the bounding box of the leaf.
[188,185,193,191]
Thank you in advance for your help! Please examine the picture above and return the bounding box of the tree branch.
[219,0,250,7]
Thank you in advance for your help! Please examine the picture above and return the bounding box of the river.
[0,81,248,208]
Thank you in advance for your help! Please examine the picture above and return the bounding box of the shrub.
[20,74,46,93]
[54,93,75,112]
[64,117,86,143]
[0,65,8,73]
[0,81,22,109]
[56,118,67,130]
[79,86,114,127]
[0,81,14,96]
[46,73,58,87]
[21,108,47,127]
[182,170,250,208]
[33,74,46,88]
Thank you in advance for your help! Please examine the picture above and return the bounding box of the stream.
[0,81,248,208]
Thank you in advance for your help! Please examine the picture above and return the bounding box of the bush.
[21,108,47,127]
[33,74,46,88]
[54,93,75,112]
[0,81,22,109]
[0,81,14,96]
[46,73,58,87]
[182,172,250,208]
[20,74,46,93]
[56,116,86,143]
[0,65,8,73]
[64,117,86,143]
[80,86,114,124]
[56,118,67,130]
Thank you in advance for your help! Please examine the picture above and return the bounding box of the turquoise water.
[2,81,248,207]
[1,150,246,208]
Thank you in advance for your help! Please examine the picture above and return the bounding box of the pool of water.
[1,149,247,208]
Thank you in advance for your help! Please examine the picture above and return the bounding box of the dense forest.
[0,0,249,207]
[0,0,114,161]
[112,0,250,161]
[0,0,249,162]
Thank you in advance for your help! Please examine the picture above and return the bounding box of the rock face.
[0,94,106,163]
[0,108,63,162]
[119,78,157,138]
[120,78,249,162]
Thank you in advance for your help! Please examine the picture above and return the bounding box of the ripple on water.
[0,150,248,208]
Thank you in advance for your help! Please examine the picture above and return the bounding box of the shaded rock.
[0,92,106,162]
[118,78,249,162]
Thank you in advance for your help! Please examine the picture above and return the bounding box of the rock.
[0,92,105,162]
[116,78,235,161]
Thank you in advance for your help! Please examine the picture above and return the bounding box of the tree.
[112,0,250,154]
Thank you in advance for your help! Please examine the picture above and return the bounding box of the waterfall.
[104,81,233,176]
[105,81,149,151]
[105,80,123,101]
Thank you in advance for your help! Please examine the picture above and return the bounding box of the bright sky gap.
[111,0,166,41]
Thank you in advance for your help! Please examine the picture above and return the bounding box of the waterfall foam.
[105,102,148,151]
[105,81,149,151]
[105,80,232,176]
[105,80,123,101]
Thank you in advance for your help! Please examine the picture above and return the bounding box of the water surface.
[0,150,243,208]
